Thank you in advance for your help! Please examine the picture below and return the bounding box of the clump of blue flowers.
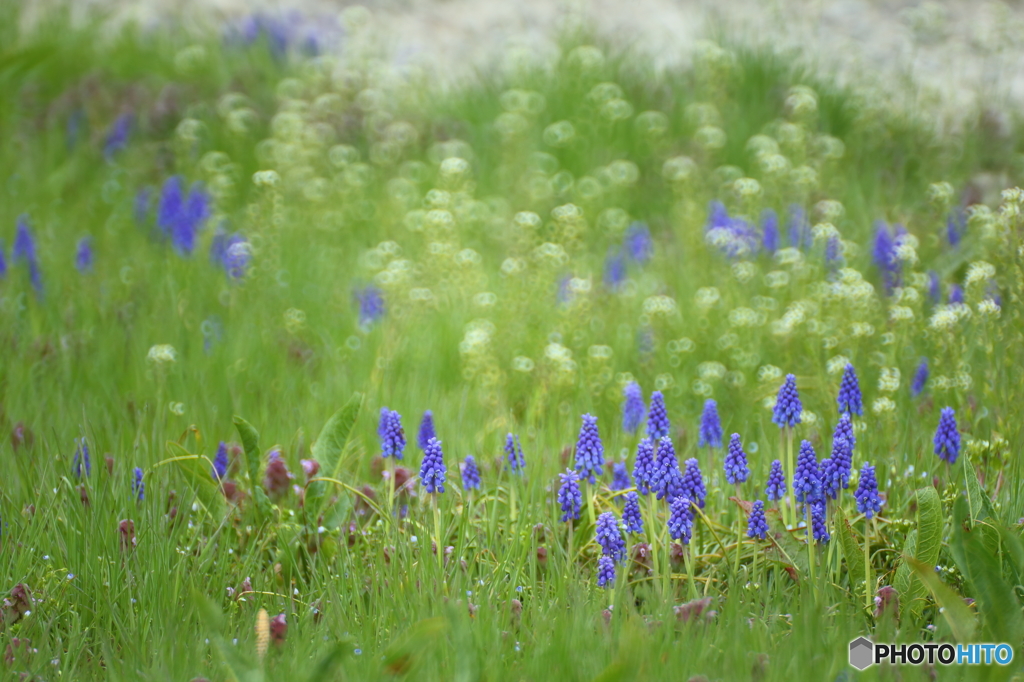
[668,496,694,544]
[557,469,582,522]
[772,374,802,428]
[596,555,616,588]
[461,455,481,491]
[632,437,654,495]
[418,411,436,451]
[793,440,821,505]
[934,407,960,464]
[650,436,682,501]
[378,408,406,460]
[610,462,631,492]
[724,433,750,485]
[574,414,604,484]
[746,500,768,540]
[355,285,385,330]
[837,364,863,416]
[623,492,643,534]
[595,512,626,562]
[854,463,882,519]
[621,382,645,435]
[765,459,787,502]
[698,399,723,448]
[212,441,229,481]
[646,390,670,440]
[680,458,707,509]
[73,438,91,478]
[505,433,525,473]
[419,437,447,494]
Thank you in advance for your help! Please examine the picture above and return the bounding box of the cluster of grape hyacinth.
[574,414,605,484]
[557,469,582,522]
[934,407,961,464]
[505,433,526,473]
[461,455,481,491]
[724,434,749,486]
[378,408,406,459]
[621,382,646,435]
[698,400,723,449]
[419,437,447,494]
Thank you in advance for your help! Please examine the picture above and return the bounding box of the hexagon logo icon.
[849,637,874,670]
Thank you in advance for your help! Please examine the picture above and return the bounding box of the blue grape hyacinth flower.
[418,411,436,451]
[837,364,863,416]
[624,221,653,263]
[680,458,707,509]
[13,215,43,294]
[650,436,682,501]
[632,437,655,495]
[596,555,616,588]
[610,462,631,492]
[622,381,645,435]
[698,399,723,449]
[761,209,779,254]
[75,236,94,274]
[557,469,582,522]
[810,499,830,543]
[747,500,768,540]
[854,462,882,519]
[623,492,643,534]
[793,440,821,505]
[911,359,929,398]
[505,433,526,474]
[668,496,694,544]
[724,433,750,485]
[103,113,133,161]
[419,437,447,494]
[132,467,144,501]
[830,434,852,491]
[603,248,626,292]
[765,460,787,502]
[772,374,802,429]
[461,455,481,491]
[355,285,385,330]
[212,441,229,480]
[378,408,406,460]
[73,438,91,478]
[574,413,605,484]
[819,457,841,501]
[934,407,960,464]
[596,511,626,562]
[646,390,670,440]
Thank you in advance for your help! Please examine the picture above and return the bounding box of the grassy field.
[3,3,1024,680]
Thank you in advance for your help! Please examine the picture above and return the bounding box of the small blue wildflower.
[603,248,626,292]
[650,436,682,501]
[596,555,616,588]
[418,411,436,451]
[0,240,7,279]
[788,204,811,249]
[949,284,964,305]
[596,511,626,562]
[667,496,694,544]
[623,492,643,534]
[622,381,646,435]
[632,437,655,495]
[574,413,605,484]
[13,215,42,294]
[830,434,852,491]
[157,177,184,237]
[355,285,385,329]
[211,228,250,279]
[834,412,856,452]
[746,500,768,540]
[212,441,229,480]
[772,374,802,429]
[724,433,750,485]
[819,457,840,501]
[765,460,787,502]
[680,458,707,509]
[156,177,211,256]
[810,499,830,543]
[854,463,882,519]
[557,469,582,522]
[825,234,841,268]
[75,236,94,274]
[793,440,821,505]
[934,407,960,464]
[132,467,144,501]
[103,113,134,161]
[705,204,760,258]
[419,437,447,494]
[946,207,965,248]
[462,455,481,491]
[610,462,631,492]
[378,408,406,460]
[872,221,899,294]
[698,399,723,449]
[624,221,653,263]
[761,209,779,254]
[927,270,941,304]
[911,359,928,398]
[646,390,670,440]
[73,438,91,478]
[837,364,863,416]
[505,433,526,473]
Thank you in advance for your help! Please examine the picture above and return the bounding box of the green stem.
[786,429,795,528]
[433,493,444,576]
[510,482,518,524]
[683,543,698,600]
[806,507,816,600]
[864,515,872,611]
[645,493,660,596]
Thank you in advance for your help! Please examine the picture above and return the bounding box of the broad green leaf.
[233,415,262,485]
[961,454,988,523]
[994,523,1024,587]
[894,487,943,622]
[311,392,363,478]
[952,513,1024,646]
[907,557,977,642]
[834,506,865,586]
[306,393,363,518]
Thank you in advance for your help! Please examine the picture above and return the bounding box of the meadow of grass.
[3,3,1024,680]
